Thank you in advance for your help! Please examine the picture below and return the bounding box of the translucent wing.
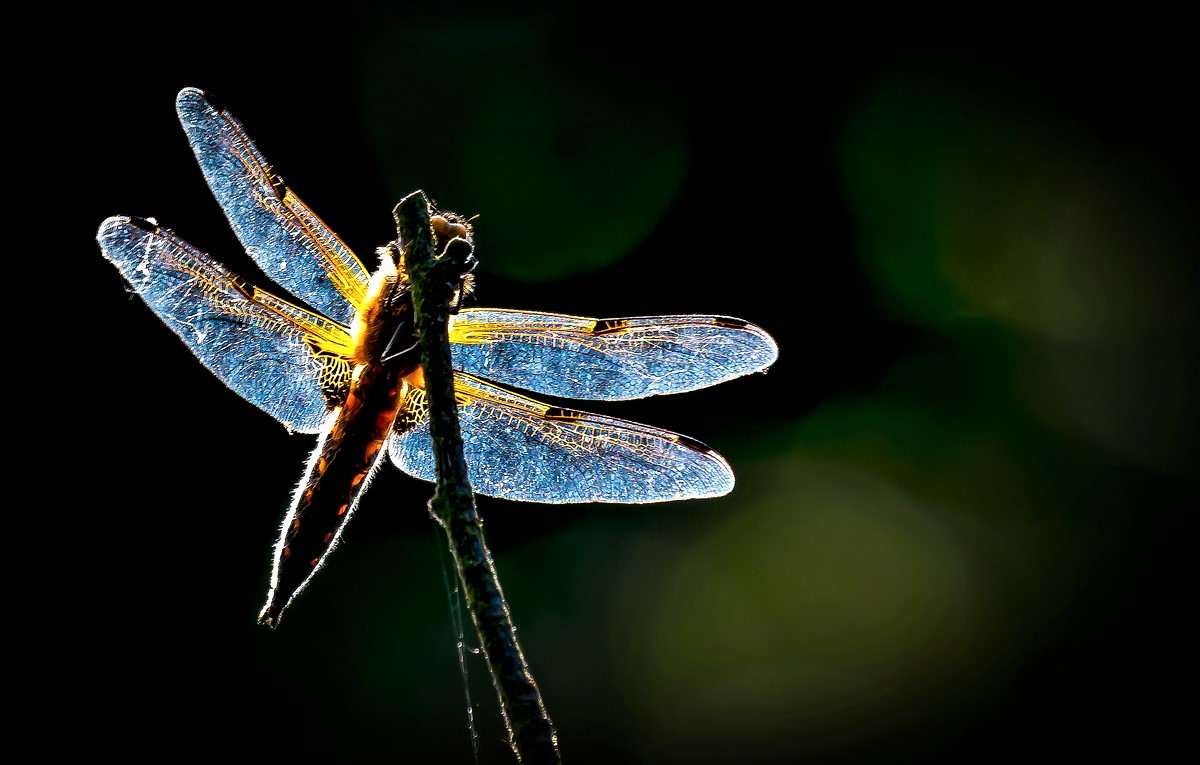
[175,87,370,325]
[448,309,779,401]
[387,373,734,503]
[97,216,355,434]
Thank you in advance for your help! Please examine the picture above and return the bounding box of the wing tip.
[709,316,780,370]
[732,318,781,371]
[176,86,222,122]
[97,214,128,239]
[669,434,736,502]
[175,85,206,104]
[97,214,159,244]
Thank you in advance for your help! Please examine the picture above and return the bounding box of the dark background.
[41,5,1197,763]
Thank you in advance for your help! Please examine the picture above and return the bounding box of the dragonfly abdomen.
[258,356,414,628]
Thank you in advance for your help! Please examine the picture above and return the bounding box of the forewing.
[448,309,779,400]
[175,87,369,325]
[387,373,734,503]
[97,216,354,434]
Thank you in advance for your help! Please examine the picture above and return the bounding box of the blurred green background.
[62,5,1194,763]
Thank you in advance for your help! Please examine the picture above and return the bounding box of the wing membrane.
[448,308,779,400]
[387,373,734,503]
[97,216,354,433]
[175,87,369,325]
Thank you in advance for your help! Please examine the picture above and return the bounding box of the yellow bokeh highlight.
[615,457,997,762]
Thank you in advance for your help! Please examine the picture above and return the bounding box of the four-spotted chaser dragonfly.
[98,88,779,627]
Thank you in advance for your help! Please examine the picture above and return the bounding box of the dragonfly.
[97,87,779,628]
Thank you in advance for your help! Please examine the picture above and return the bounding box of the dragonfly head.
[431,212,477,311]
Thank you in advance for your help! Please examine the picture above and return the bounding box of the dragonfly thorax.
[349,253,409,366]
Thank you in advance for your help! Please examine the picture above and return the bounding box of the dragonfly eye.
[431,214,470,244]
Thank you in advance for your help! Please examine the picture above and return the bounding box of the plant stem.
[395,191,560,764]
